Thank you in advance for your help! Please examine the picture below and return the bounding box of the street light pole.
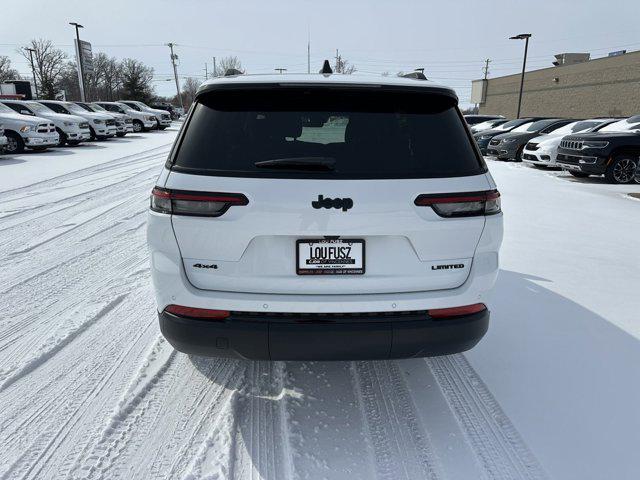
[25,48,39,99]
[510,33,531,119]
[69,22,86,101]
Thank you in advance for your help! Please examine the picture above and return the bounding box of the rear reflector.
[427,303,487,319]
[164,305,231,320]
[414,190,500,217]
[150,187,248,217]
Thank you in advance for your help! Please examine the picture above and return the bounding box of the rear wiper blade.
[254,157,336,171]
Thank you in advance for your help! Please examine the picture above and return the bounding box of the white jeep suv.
[1,100,90,146]
[147,71,503,360]
[94,101,156,133]
[119,100,171,129]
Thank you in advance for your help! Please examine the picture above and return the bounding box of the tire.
[67,140,81,146]
[89,127,97,141]
[5,131,24,154]
[605,155,638,184]
[158,126,167,130]
[55,128,67,146]
[514,146,524,162]
[116,132,126,137]
[569,171,590,178]
[30,147,48,151]
[132,120,143,133]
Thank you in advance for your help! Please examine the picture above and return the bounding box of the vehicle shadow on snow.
[468,269,640,479]
[183,270,640,478]
[0,157,26,166]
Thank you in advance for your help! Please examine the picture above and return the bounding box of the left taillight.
[150,187,248,217]
[414,190,501,218]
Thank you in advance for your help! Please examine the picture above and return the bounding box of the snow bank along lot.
[0,129,639,480]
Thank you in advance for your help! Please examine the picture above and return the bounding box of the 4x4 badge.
[312,195,353,212]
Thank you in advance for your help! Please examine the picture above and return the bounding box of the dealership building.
[472,49,640,118]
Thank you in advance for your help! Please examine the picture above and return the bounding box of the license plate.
[296,238,365,275]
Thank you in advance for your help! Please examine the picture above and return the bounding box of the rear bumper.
[159,308,489,360]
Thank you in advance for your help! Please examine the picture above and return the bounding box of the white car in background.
[0,102,58,153]
[38,100,117,140]
[1,99,90,146]
[118,100,171,129]
[522,118,617,168]
[94,101,157,133]
[74,102,133,137]
[470,118,509,134]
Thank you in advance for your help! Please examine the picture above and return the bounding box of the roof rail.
[224,68,244,76]
[400,71,428,80]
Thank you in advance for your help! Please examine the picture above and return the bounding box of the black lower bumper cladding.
[159,308,489,361]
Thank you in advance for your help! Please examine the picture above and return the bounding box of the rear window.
[171,88,485,179]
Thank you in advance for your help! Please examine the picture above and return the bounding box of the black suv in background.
[473,118,546,155]
[556,115,640,184]
[463,114,504,125]
[486,118,574,161]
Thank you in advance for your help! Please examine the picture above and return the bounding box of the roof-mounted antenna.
[400,71,427,80]
[224,68,243,76]
[320,60,333,74]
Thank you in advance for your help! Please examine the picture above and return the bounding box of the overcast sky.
[2,0,639,106]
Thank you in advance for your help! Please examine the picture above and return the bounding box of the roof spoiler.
[400,71,428,80]
[224,68,244,76]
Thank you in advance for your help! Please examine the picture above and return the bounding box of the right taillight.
[150,187,248,217]
[414,190,501,218]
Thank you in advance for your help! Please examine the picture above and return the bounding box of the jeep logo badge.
[312,195,353,212]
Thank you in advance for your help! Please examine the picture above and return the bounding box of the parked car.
[74,102,133,137]
[1,99,90,146]
[486,118,574,161]
[473,118,547,154]
[0,102,58,153]
[0,123,8,153]
[470,118,509,134]
[93,101,157,133]
[38,100,117,140]
[464,114,505,125]
[118,100,171,129]
[147,71,503,360]
[150,102,180,120]
[522,118,617,168]
[556,115,640,184]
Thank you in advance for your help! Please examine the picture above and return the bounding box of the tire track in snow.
[352,361,442,480]
[426,355,548,480]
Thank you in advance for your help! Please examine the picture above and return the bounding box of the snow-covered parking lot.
[1,129,639,480]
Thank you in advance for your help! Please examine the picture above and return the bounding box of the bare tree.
[216,56,243,76]
[0,56,20,82]
[119,58,155,102]
[334,54,356,74]
[178,77,200,108]
[20,39,68,99]
[84,53,123,101]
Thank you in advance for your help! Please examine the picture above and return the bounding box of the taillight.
[414,190,500,218]
[150,187,248,217]
[428,303,487,319]
[164,305,230,320]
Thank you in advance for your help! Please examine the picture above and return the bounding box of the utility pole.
[213,57,217,77]
[307,29,311,74]
[509,33,531,118]
[335,49,340,72]
[166,42,184,111]
[69,22,86,101]
[25,47,39,99]
[482,58,491,80]
[204,62,208,79]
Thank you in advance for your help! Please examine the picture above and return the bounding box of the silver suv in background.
[38,100,117,140]
[74,102,133,137]
[1,100,90,146]
[0,102,58,153]
[118,100,171,130]
[94,101,157,133]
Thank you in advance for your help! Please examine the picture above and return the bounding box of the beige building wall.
[477,50,640,118]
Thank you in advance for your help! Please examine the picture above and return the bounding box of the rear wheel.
[605,155,637,184]
[569,171,590,178]
[56,128,67,146]
[5,131,24,154]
